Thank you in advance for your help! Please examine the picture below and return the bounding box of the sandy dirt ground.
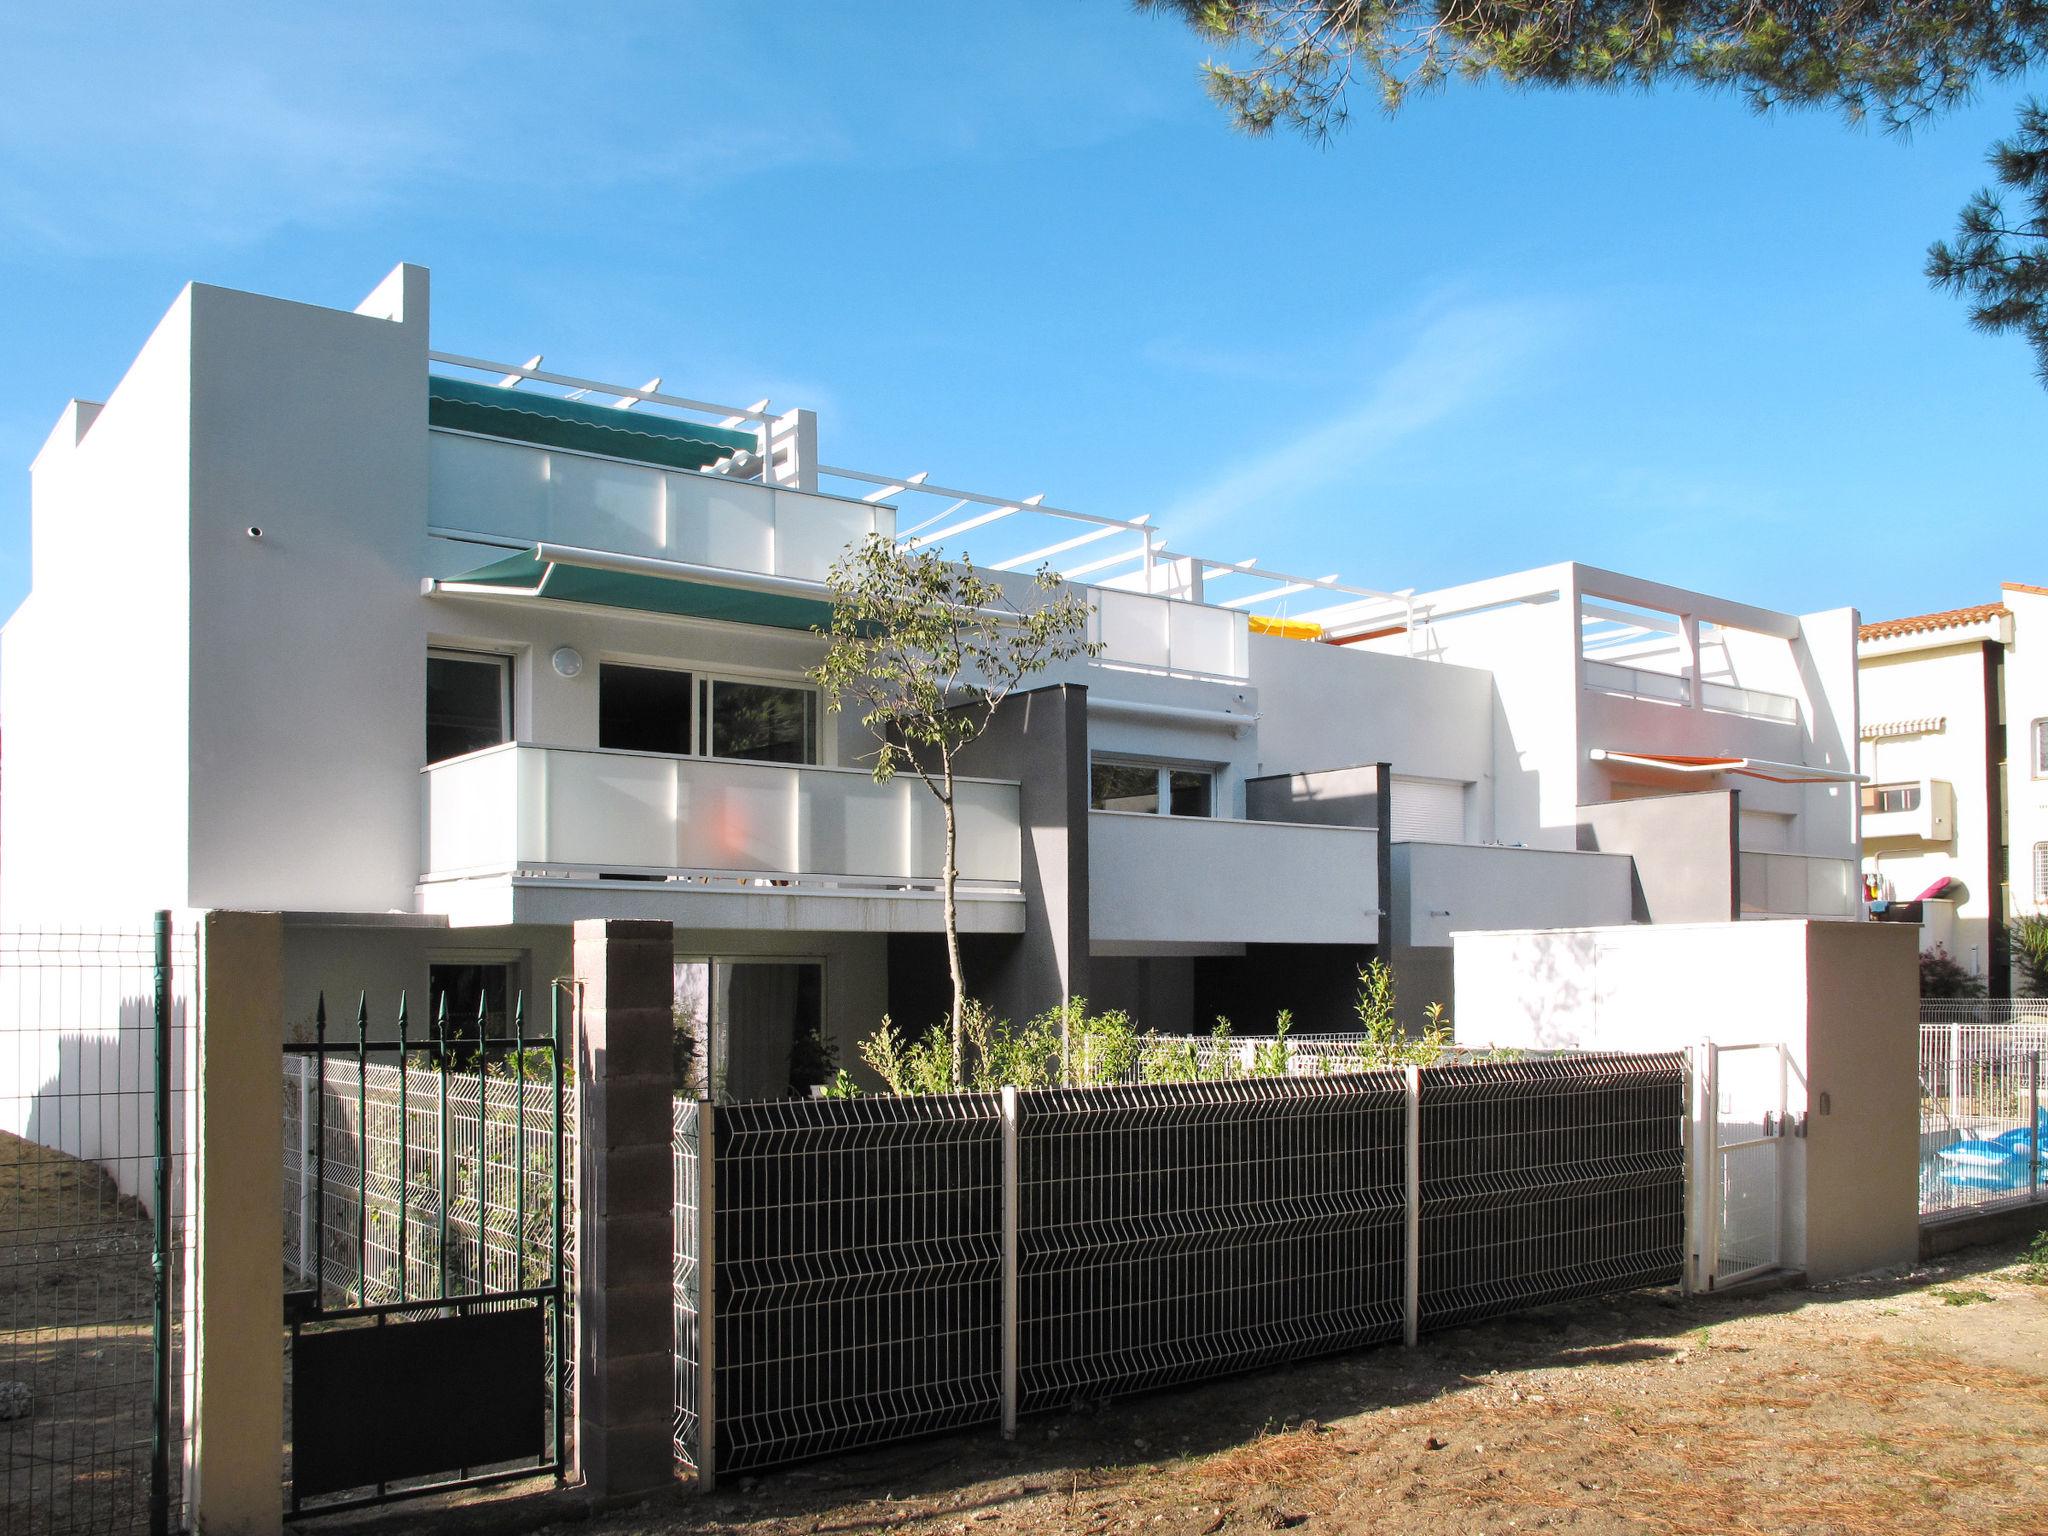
[0,1129,160,1536]
[535,1235,2048,1536]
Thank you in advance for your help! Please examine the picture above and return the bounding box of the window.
[1089,758,1215,817]
[427,961,513,1057]
[600,664,694,755]
[2036,843,2048,904]
[703,679,816,764]
[1091,761,1160,813]
[1861,783,1922,815]
[2035,720,2048,777]
[426,650,511,764]
[599,666,820,764]
[673,959,825,1101]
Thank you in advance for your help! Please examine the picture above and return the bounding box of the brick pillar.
[572,919,676,1499]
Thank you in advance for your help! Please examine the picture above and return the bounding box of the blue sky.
[1,3,2039,626]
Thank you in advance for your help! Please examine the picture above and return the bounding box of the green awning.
[428,546,834,633]
[428,376,758,473]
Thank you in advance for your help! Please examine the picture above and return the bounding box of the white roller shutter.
[1391,776,1466,843]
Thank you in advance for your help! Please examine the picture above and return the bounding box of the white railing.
[1088,811,1378,946]
[424,743,1023,889]
[429,354,1417,643]
[428,430,892,585]
[1918,1020,2046,1216]
[1738,851,1859,919]
[1584,657,1689,704]
[1087,586,1248,679]
[1701,679,1798,724]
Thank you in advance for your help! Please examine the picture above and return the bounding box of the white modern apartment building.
[0,264,1864,1089]
[1857,583,2048,991]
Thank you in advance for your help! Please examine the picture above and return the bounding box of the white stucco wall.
[2004,585,2048,922]
[1452,919,1920,1282]
[1245,633,1494,802]
[1392,841,1633,947]
[2,295,196,925]
[1858,637,1996,969]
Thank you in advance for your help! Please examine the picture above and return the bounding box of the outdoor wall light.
[551,646,584,679]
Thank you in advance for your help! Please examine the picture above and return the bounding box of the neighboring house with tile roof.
[1857,585,2048,992]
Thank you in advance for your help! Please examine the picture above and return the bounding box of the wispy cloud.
[0,8,852,256]
[1155,299,1572,539]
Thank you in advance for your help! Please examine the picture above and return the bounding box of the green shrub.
[859,1015,958,1095]
[1249,1011,1295,1077]
[2009,916,2048,997]
[1352,960,1452,1066]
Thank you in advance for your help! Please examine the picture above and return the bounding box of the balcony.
[428,429,892,586]
[1738,851,1860,919]
[421,744,1023,924]
[1087,588,1248,680]
[1391,842,1634,948]
[1088,811,1377,949]
[1583,660,1798,724]
[1861,778,1954,843]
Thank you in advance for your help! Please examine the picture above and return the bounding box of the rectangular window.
[673,959,825,1101]
[1092,761,1161,813]
[2035,720,2048,777]
[1860,783,1922,815]
[1090,758,1215,817]
[703,679,817,764]
[427,961,513,1056]
[1168,769,1212,818]
[2036,843,2048,904]
[599,664,694,756]
[426,650,511,765]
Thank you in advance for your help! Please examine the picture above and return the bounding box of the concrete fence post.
[2031,1052,2041,1202]
[999,1085,1020,1437]
[572,919,677,1501]
[694,1096,717,1493]
[1402,1065,1421,1348]
[191,910,285,1536]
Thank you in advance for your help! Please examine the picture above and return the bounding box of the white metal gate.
[1696,1042,1789,1288]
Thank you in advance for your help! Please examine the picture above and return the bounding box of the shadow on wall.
[1457,932,1602,1053]
[4,995,191,1219]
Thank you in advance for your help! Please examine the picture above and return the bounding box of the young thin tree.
[812,535,1095,1086]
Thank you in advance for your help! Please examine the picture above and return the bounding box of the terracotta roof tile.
[1858,602,2008,642]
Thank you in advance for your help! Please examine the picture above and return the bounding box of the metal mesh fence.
[700,1094,1003,1474]
[1077,1033,1562,1086]
[673,1098,700,1471]
[1920,1000,2048,1027]
[0,924,194,1536]
[1415,1054,1686,1332]
[1918,1021,2045,1215]
[1015,1074,1406,1414]
[280,1059,574,1305]
[671,1055,1687,1479]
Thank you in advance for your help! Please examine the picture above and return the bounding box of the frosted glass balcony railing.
[1585,661,1799,724]
[424,744,1021,887]
[1087,588,1249,679]
[1583,658,1690,704]
[1739,851,1858,919]
[428,431,895,583]
[1701,680,1799,724]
